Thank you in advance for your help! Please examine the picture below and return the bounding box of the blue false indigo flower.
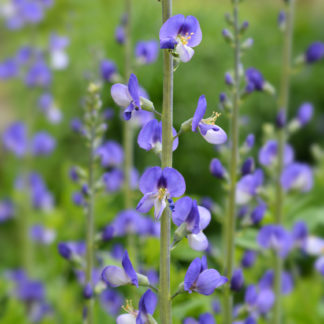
[296,102,314,126]
[184,256,227,295]
[259,270,294,295]
[172,196,211,251]
[212,299,221,314]
[0,58,19,79]
[219,92,227,103]
[115,25,125,44]
[257,225,293,258]
[72,191,85,207]
[25,60,52,87]
[278,11,286,30]
[230,268,244,292]
[210,158,226,179]
[70,118,84,133]
[15,46,33,65]
[292,221,308,247]
[100,59,118,83]
[241,157,254,175]
[192,95,227,145]
[83,283,93,299]
[0,199,14,222]
[136,166,186,220]
[38,93,62,124]
[258,140,294,167]
[31,132,56,156]
[225,72,234,86]
[49,34,69,70]
[29,173,54,211]
[58,241,86,260]
[30,224,55,244]
[241,38,254,50]
[101,225,114,241]
[137,119,178,153]
[96,141,124,167]
[102,169,124,192]
[100,289,123,316]
[222,29,234,42]
[250,200,267,224]
[135,40,159,64]
[159,14,202,62]
[244,284,275,315]
[69,167,79,182]
[236,169,264,205]
[245,133,255,149]
[304,42,324,63]
[281,163,313,192]
[245,68,264,92]
[101,250,138,287]
[241,250,257,268]
[111,73,147,120]
[2,121,28,157]
[276,109,286,128]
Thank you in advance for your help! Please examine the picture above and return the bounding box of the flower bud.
[210,158,226,179]
[241,157,254,175]
[230,268,244,292]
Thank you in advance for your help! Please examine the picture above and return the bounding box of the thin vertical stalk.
[223,1,240,323]
[85,126,95,324]
[160,0,173,323]
[273,1,295,324]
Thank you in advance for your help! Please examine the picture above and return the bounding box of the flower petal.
[197,206,211,230]
[176,43,194,63]
[137,119,161,151]
[117,314,137,324]
[159,14,185,46]
[122,250,138,287]
[139,167,162,194]
[128,73,141,107]
[138,289,157,315]
[172,196,193,226]
[162,167,186,197]
[184,257,202,292]
[101,266,129,287]
[181,16,202,48]
[111,83,131,107]
[154,196,167,220]
[199,124,227,145]
[188,232,209,251]
[192,95,206,132]
[136,192,156,213]
[195,269,228,295]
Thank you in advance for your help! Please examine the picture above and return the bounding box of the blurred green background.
[1,0,324,323]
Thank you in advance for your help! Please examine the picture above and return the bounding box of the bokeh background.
[1,0,324,323]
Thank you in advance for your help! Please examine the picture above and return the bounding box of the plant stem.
[85,125,95,324]
[273,1,295,324]
[160,0,173,323]
[223,1,240,323]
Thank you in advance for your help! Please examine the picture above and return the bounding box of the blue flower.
[30,224,55,244]
[0,58,19,79]
[101,250,138,287]
[296,102,314,126]
[210,158,226,179]
[96,141,124,167]
[136,166,186,220]
[245,68,265,92]
[135,40,159,64]
[305,42,324,63]
[159,14,202,62]
[25,60,52,87]
[241,250,257,268]
[137,119,179,152]
[184,256,227,295]
[58,241,86,260]
[100,59,118,82]
[31,132,56,155]
[192,95,227,145]
[280,163,313,192]
[184,313,216,324]
[0,199,15,223]
[230,268,244,292]
[102,169,124,192]
[111,73,143,120]
[2,121,28,157]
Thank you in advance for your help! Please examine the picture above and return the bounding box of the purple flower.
[137,119,178,152]
[296,102,314,126]
[250,200,267,224]
[184,256,227,295]
[135,40,159,64]
[0,199,14,222]
[210,158,226,179]
[257,225,293,258]
[15,279,45,302]
[136,166,186,220]
[278,11,286,29]
[276,109,286,128]
[304,236,324,256]
[30,224,55,244]
[83,283,93,299]
[0,58,19,79]
[29,173,54,211]
[31,132,56,155]
[241,157,254,176]
[236,169,264,205]
[49,34,69,70]
[281,163,313,192]
[230,268,244,292]
[100,60,118,82]
[72,191,85,207]
[101,250,138,287]
[2,121,28,157]
[292,221,308,247]
[100,289,123,316]
[96,141,124,167]
[192,95,227,145]
[245,68,265,92]
[259,270,294,295]
[102,169,123,192]
[184,313,215,324]
[136,289,158,324]
[305,42,324,63]
[241,250,257,268]
[245,285,275,315]
[172,196,211,251]
[258,140,294,167]
[58,241,86,260]
[111,73,143,120]
[101,225,114,241]
[159,14,202,62]
[315,256,324,276]
[37,93,62,124]
[115,26,125,44]
[245,134,255,149]
[25,60,52,87]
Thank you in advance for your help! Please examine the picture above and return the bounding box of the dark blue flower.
[159,14,202,62]
[241,250,257,268]
[241,157,254,176]
[58,241,86,260]
[210,158,226,179]
[245,68,265,92]
[184,256,227,295]
[230,268,244,292]
[305,42,324,63]
[102,169,124,192]
[250,200,267,224]
[136,166,186,219]
[192,95,227,145]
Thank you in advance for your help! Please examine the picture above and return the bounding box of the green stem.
[85,126,95,324]
[160,0,173,323]
[273,1,295,324]
[223,1,240,323]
